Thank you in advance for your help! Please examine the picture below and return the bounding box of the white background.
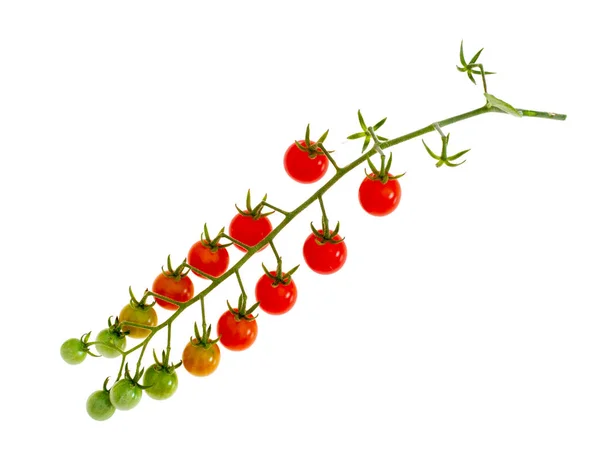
[1,1,598,449]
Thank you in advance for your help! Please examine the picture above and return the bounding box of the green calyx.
[365,153,405,183]
[190,321,219,349]
[102,377,112,393]
[347,110,388,153]
[227,293,260,322]
[128,286,156,310]
[422,133,471,168]
[122,363,152,389]
[152,349,182,374]
[456,40,495,89]
[235,189,274,220]
[309,219,344,245]
[161,255,190,281]
[106,316,129,339]
[200,223,231,252]
[80,331,101,357]
[261,259,299,287]
[295,124,330,158]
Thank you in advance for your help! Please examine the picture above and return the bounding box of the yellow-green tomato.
[119,304,158,339]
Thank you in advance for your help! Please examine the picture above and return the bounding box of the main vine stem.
[122,104,565,357]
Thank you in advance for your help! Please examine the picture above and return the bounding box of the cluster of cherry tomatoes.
[61,134,403,421]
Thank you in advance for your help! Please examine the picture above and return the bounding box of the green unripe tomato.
[109,379,142,411]
[143,364,178,400]
[86,390,116,421]
[60,338,87,365]
[95,328,126,358]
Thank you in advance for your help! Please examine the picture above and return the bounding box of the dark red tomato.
[359,174,401,216]
[187,240,229,279]
[283,140,329,184]
[255,272,297,315]
[217,309,257,351]
[303,230,347,275]
[152,272,194,310]
[228,212,272,252]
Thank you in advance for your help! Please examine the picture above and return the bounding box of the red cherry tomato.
[217,309,258,351]
[255,271,297,315]
[152,272,194,310]
[303,230,347,275]
[358,174,401,216]
[187,240,229,279]
[228,212,272,252]
[283,140,329,184]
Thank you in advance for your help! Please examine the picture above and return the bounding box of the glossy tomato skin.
[86,390,116,421]
[187,240,229,279]
[255,272,297,315]
[95,328,127,358]
[217,309,258,351]
[229,213,272,252]
[359,174,401,216]
[283,140,329,184]
[109,379,143,411]
[303,231,347,275]
[60,338,87,365]
[152,272,194,310]
[119,304,158,339]
[182,340,220,376]
[143,364,178,400]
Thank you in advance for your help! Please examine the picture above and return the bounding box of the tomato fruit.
[217,309,258,351]
[182,340,220,376]
[229,212,272,252]
[188,240,229,279]
[86,390,115,421]
[143,364,178,400]
[95,328,127,358]
[152,272,194,310]
[303,230,347,275]
[359,174,401,216]
[109,378,143,411]
[119,304,158,339]
[284,140,329,184]
[60,338,88,365]
[255,271,297,315]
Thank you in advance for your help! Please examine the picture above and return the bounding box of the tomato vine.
[60,42,566,419]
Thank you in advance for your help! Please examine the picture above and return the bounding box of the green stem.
[136,341,149,374]
[269,241,281,262]
[117,355,126,380]
[200,296,207,335]
[317,195,330,234]
[475,64,488,93]
[235,269,247,299]
[319,144,341,172]
[113,101,567,367]
[165,322,172,362]
[261,202,290,216]
[222,233,251,250]
[367,127,384,156]
[147,290,183,308]
[515,109,567,120]
[183,263,217,281]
